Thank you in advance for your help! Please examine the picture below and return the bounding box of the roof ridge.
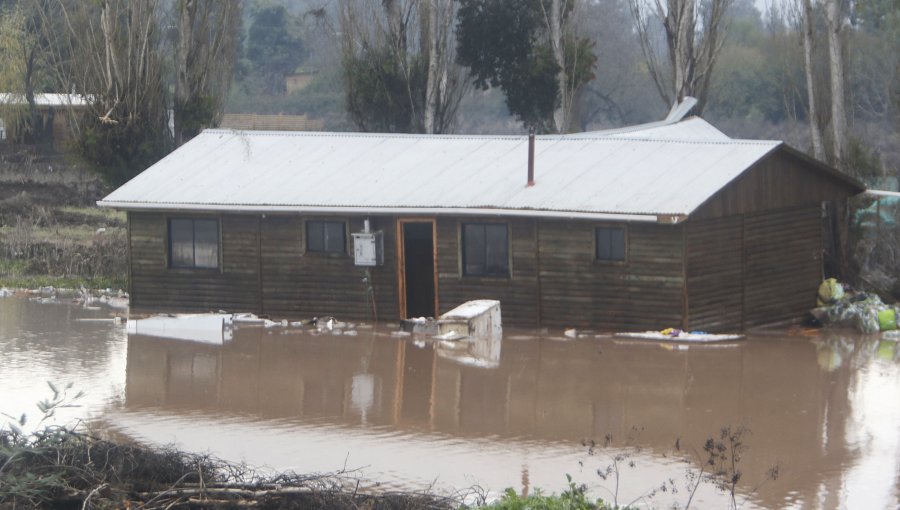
[203,128,780,146]
[203,129,525,141]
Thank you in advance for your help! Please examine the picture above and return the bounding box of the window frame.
[594,224,628,264]
[304,219,348,255]
[167,217,221,270]
[460,221,511,278]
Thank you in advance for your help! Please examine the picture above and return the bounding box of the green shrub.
[478,476,634,510]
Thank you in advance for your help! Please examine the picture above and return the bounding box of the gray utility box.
[352,230,384,266]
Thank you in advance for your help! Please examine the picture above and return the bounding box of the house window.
[596,226,626,262]
[169,218,219,269]
[307,220,346,253]
[462,223,509,277]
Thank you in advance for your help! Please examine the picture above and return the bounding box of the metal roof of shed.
[577,116,732,141]
[99,118,858,221]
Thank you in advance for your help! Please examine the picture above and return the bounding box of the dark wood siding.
[258,215,398,321]
[259,215,301,315]
[685,216,744,331]
[435,218,541,328]
[693,149,858,220]
[742,206,822,328]
[129,206,822,330]
[130,212,398,321]
[537,220,684,330]
[684,206,823,331]
[129,212,260,313]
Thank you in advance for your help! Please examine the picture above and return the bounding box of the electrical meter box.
[352,230,384,266]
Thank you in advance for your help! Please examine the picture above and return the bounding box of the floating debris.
[614,330,745,343]
[811,280,898,334]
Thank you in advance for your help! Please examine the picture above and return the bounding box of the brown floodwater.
[1,296,899,509]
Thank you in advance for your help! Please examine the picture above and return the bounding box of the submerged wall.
[127,212,686,330]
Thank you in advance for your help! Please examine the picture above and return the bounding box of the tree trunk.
[24,48,38,144]
[801,0,826,160]
[824,0,847,168]
[549,0,568,133]
[383,0,406,57]
[423,0,438,134]
[664,0,696,106]
[174,0,195,148]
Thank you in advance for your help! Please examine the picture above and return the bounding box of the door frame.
[396,218,439,319]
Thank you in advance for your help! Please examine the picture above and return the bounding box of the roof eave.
[97,201,685,223]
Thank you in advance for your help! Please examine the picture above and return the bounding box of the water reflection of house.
[0,93,89,151]
[124,329,856,509]
[100,114,864,331]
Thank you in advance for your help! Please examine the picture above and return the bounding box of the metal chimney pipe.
[527,129,535,187]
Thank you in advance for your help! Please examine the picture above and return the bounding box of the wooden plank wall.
[684,205,823,331]
[131,212,687,329]
[693,150,858,220]
[685,216,744,331]
[129,212,260,313]
[742,206,822,328]
[435,218,541,328]
[537,220,684,330]
[259,215,397,320]
[129,212,398,321]
[129,208,821,330]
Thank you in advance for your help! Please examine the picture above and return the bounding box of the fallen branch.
[81,483,107,510]
[138,485,317,499]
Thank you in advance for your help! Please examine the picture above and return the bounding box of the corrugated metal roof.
[574,117,731,141]
[99,125,784,220]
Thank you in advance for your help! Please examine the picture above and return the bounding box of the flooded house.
[98,116,864,331]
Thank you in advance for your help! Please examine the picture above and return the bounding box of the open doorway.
[398,220,437,319]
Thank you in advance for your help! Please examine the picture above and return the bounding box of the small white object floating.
[614,330,745,344]
[75,317,124,324]
[126,313,233,344]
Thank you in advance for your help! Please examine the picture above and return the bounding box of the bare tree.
[173,0,241,147]
[540,0,595,132]
[546,0,569,131]
[790,0,849,168]
[797,0,826,159]
[0,0,58,145]
[35,0,170,183]
[823,0,847,166]
[339,0,467,133]
[629,0,732,114]
[0,4,29,140]
[421,0,462,133]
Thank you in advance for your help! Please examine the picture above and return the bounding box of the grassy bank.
[0,148,127,291]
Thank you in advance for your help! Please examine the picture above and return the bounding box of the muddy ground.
[0,146,126,289]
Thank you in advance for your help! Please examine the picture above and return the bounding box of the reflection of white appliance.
[435,333,502,369]
[351,373,376,424]
[126,314,233,344]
